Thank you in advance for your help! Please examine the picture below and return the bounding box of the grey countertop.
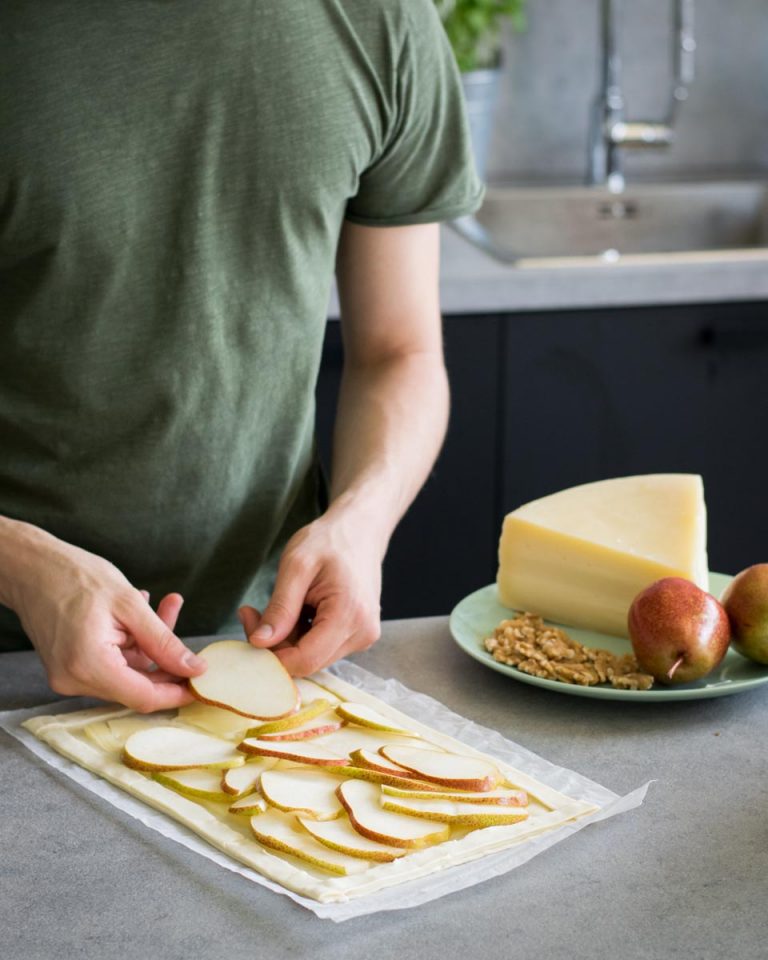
[2,619,766,960]
[328,227,768,317]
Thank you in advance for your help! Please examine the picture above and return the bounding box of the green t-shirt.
[0,0,484,650]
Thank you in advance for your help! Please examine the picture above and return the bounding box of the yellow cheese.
[496,474,708,638]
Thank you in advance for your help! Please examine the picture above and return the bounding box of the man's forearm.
[325,346,450,557]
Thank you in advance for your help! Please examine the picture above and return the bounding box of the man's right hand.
[0,518,206,712]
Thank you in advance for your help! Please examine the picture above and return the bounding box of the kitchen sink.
[457,180,768,264]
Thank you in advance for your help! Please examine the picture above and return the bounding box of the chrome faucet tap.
[588,0,696,192]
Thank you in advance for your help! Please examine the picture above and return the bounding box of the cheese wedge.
[497,474,708,638]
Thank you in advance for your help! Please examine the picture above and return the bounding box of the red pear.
[628,578,731,685]
[721,564,768,665]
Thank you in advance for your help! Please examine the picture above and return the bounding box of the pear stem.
[667,655,685,681]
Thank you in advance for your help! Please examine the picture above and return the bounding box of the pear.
[334,703,419,737]
[628,577,731,684]
[298,816,408,862]
[189,640,299,719]
[380,784,528,806]
[122,726,246,771]
[249,811,370,875]
[293,677,341,705]
[380,794,529,827]
[253,710,345,742]
[176,701,255,741]
[336,780,450,848]
[245,699,335,737]
[348,748,417,778]
[721,564,768,665]
[228,792,268,816]
[259,769,343,821]
[335,766,443,792]
[221,757,278,796]
[379,746,502,792]
[237,738,349,767]
[152,768,232,803]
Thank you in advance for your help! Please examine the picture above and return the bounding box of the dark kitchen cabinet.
[316,301,768,619]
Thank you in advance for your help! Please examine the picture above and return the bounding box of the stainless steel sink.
[458,180,768,263]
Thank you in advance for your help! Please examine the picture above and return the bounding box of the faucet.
[588,0,696,192]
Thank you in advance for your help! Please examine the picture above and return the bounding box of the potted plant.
[435,0,527,179]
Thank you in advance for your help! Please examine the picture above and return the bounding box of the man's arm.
[245,220,449,674]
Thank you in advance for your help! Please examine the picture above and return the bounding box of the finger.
[238,605,261,641]
[249,560,315,648]
[122,647,155,672]
[140,590,150,602]
[101,663,197,712]
[271,603,350,676]
[121,593,205,678]
[156,592,184,631]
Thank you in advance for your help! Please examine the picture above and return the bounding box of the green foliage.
[435,0,527,73]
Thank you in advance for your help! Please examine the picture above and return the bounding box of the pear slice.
[152,768,232,803]
[379,746,501,792]
[237,738,349,767]
[228,792,268,816]
[176,701,254,741]
[381,794,529,827]
[246,699,334,737]
[335,702,419,737]
[294,677,341,705]
[253,710,345,742]
[260,769,343,821]
[84,722,122,754]
[122,726,245,771]
[338,766,443,792]
[336,780,450,849]
[221,757,278,796]
[189,640,299,719]
[298,816,408,862]
[349,748,417,778]
[249,811,370,876]
[380,784,528,806]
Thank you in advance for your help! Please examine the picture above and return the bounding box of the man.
[0,0,484,711]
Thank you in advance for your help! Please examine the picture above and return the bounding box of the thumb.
[249,560,312,647]
[124,593,205,677]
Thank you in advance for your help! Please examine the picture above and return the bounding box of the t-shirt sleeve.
[344,0,485,227]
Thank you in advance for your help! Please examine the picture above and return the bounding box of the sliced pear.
[249,811,369,875]
[228,792,268,816]
[298,816,408,862]
[84,721,122,753]
[189,640,299,719]
[349,748,418,777]
[381,794,529,827]
[237,738,349,767]
[176,700,254,740]
[260,769,343,821]
[294,677,341,705]
[380,784,528,806]
[335,702,419,737]
[338,766,443,792]
[152,768,232,803]
[221,757,278,796]
[246,699,334,737]
[254,710,345,742]
[379,746,501,792]
[336,780,450,849]
[107,715,174,743]
[122,726,245,771]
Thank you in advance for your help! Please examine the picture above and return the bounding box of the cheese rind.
[497,474,708,638]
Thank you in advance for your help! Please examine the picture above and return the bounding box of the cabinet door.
[315,316,501,618]
[501,302,768,575]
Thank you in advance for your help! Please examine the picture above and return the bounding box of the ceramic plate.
[449,572,768,701]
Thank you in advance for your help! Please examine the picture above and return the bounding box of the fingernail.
[252,624,273,642]
[183,652,204,670]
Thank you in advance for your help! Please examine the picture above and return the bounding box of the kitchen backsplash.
[487,0,768,182]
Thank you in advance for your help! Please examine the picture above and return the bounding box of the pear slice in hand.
[334,703,420,737]
[380,784,528,806]
[260,769,343,821]
[152,768,232,803]
[221,757,278,796]
[189,640,299,719]
[122,726,246,771]
[228,792,268,816]
[381,794,529,827]
[252,710,345,742]
[246,700,335,737]
[249,811,370,876]
[238,738,349,767]
[298,815,408,862]
[337,780,450,849]
[379,746,501,792]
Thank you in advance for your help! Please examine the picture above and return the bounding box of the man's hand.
[2,519,205,712]
[240,504,383,675]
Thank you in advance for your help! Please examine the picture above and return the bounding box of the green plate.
[449,572,768,701]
